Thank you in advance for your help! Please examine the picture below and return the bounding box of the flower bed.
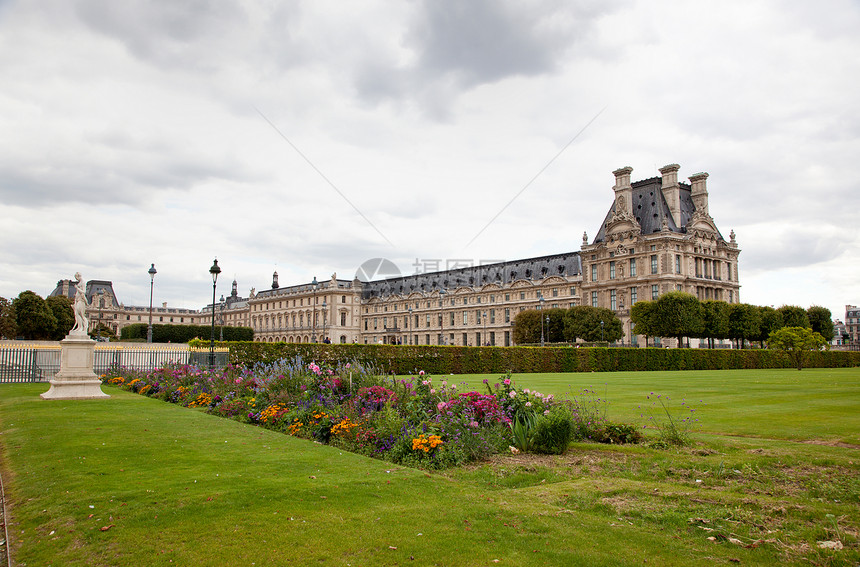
[101,357,636,468]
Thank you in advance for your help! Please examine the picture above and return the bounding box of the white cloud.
[0,0,858,321]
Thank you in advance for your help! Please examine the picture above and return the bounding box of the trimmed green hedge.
[121,323,253,343]
[224,342,860,374]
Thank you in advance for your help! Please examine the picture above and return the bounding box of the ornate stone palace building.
[50,164,741,345]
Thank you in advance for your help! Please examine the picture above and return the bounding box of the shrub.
[594,422,643,445]
[531,406,574,454]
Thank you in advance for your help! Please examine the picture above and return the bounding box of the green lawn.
[446,368,860,445]
[1,368,858,566]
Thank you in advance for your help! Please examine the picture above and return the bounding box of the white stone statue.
[70,273,89,336]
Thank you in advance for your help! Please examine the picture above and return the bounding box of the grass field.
[1,367,858,566]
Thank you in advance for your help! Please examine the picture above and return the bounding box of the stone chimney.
[659,164,681,227]
[272,271,279,289]
[689,172,710,217]
[612,166,634,216]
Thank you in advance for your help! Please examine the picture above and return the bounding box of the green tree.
[767,326,828,370]
[564,306,623,343]
[0,297,17,339]
[699,300,729,349]
[651,291,703,347]
[630,301,657,346]
[513,310,542,344]
[726,303,761,349]
[806,306,834,342]
[13,290,57,340]
[46,295,75,340]
[545,308,567,343]
[778,305,809,328]
[756,306,784,348]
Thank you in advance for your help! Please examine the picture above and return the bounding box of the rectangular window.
[383,317,387,329]
[552,288,558,297]
[504,331,510,347]
[504,308,510,323]
[591,291,598,308]
[426,314,430,326]
[449,312,454,326]
[651,285,659,300]
[675,255,681,274]
[463,333,468,345]
[609,261,616,280]
[476,310,481,324]
[373,318,377,330]
[728,290,734,303]
[490,295,495,303]
[520,292,525,300]
[490,309,496,324]
[727,263,732,281]
[591,265,598,282]
[463,311,467,325]
[630,287,638,305]
[651,255,658,274]
[630,258,637,277]
[570,286,576,295]
[610,290,617,311]
[505,294,510,301]
[476,297,481,304]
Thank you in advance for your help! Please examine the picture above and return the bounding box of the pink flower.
[430,389,436,394]
[419,370,425,376]
[503,378,511,385]
[422,380,430,386]
[469,421,479,428]
[437,402,447,411]
[525,401,532,407]
[345,363,351,369]
[524,388,530,394]
[508,391,516,399]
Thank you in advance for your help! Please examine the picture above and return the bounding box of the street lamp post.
[311,276,318,343]
[439,289,446,345]
[147,263,157,343]
[600,319,605,343]
[209,259,221,369]
[539,296,545,347]
[321,299,327,343]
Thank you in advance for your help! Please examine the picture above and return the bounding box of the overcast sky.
[1,0,858,321]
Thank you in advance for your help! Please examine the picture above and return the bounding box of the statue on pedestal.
[41,272,109,400]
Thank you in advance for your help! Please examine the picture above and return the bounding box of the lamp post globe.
[147,263,157,343]
[209,259,221,368]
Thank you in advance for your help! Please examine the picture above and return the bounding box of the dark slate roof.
[85,280,120,306]
[362,252,581,299]
[592,177,703,243]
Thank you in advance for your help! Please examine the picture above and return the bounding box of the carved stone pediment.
[687,210,718,233]
[509,279,534,289]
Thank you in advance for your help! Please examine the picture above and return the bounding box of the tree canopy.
[0,296,17,339]
[778,305,809,328]
[563,306,623,343]
[767,326,828,370]
[13,291,57,340]
[806,306,834,342]
[46,295,75,340]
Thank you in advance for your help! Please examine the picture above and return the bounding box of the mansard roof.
[592,176,724,244]
[362,251,581,299]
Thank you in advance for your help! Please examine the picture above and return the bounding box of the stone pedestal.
[40,333,110,400]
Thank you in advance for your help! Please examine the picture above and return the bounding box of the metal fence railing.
[0,343,230,383]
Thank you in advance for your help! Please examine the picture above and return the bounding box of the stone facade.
[846,305,860,349]
[580,165,741,345]
[48,164,742,346]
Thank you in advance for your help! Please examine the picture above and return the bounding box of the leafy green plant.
[510,412,537,452]
[531,406,574,454]
[594,422,643,444]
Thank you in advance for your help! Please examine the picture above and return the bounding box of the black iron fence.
[0,343,230,383]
